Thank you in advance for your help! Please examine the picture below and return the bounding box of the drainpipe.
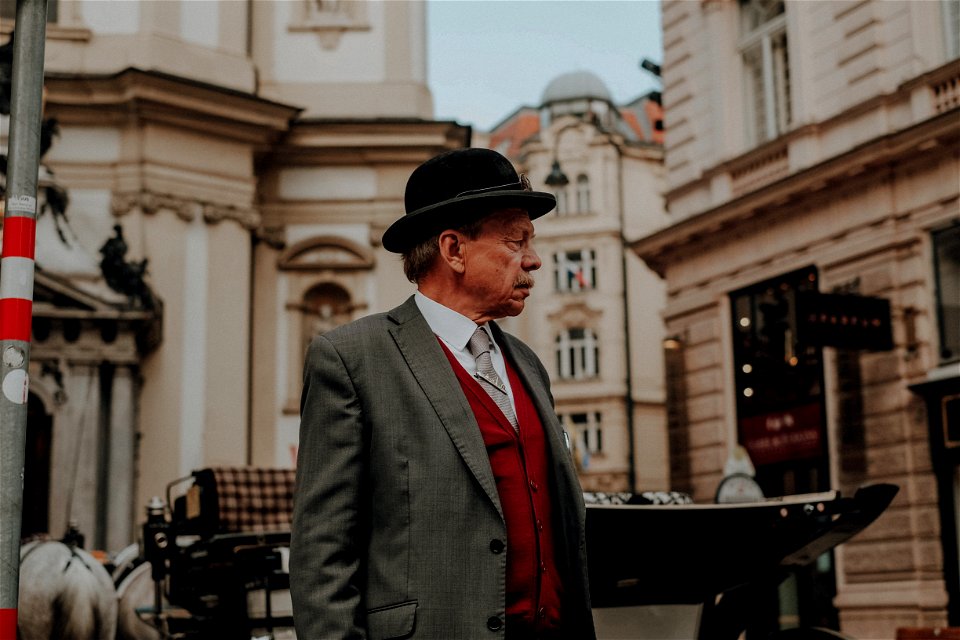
[615,142,637,492]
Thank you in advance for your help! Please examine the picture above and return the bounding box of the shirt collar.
[414,290,492,352]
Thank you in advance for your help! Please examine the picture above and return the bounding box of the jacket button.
[489,538,505,554]
[487,616,503,631]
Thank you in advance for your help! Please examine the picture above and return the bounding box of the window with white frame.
[576,174,590,214]
[562,411,603,455]
[556,328,600,380]
[553,249,597,293]
[739,0,791,146]
[554,188,569,216]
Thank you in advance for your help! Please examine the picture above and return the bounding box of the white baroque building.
[486,71,670,493]
[1,0,468,551]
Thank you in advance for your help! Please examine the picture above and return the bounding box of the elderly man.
[290,148,595,640]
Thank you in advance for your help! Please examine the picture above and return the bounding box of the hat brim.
[382,190,556,253]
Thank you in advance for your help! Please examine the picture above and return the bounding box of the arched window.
[576,174,590,214]
[301,283,352,353]
[555,327,599,380]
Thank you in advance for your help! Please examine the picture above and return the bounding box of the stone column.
[48,364,100,543]
[106,365,137,552]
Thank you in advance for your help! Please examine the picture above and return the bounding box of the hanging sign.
[796,292,894,351]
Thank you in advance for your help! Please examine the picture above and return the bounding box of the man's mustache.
[515,274,535,288]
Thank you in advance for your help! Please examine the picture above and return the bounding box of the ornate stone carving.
[288,0,371,51]
[278,235,375,271]
[110,190,261,229]
[255,225,287,250]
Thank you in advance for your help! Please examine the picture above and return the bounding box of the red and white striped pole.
[0,1,47,638]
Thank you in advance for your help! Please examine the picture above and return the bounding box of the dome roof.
[541,71,613,106]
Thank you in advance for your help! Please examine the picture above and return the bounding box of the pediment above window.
[548,301,602,327]
[278,236,375,271]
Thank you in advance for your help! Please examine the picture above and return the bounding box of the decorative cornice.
[111,190,261,230]
[44,67,302,144]
[633,109,960,278]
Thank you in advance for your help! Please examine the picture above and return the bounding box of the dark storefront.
[729,265,897,635]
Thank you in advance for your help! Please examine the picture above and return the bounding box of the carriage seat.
[171,466,296,537]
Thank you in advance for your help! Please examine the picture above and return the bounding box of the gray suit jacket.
[290,296,595,640]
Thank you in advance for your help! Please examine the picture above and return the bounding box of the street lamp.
[543,121,579,187]
[544,160,569,187]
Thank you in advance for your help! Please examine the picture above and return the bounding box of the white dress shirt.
[414,290,516,412]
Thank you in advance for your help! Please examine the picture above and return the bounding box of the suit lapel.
[388,297,503,520]
[493,323,584,515]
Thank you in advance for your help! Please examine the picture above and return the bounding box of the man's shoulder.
[315,297,418,347]
[320,310,393,344]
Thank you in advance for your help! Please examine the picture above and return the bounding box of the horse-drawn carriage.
[123,466,297,640]
[19,466,898,640]
[127,468,896,640]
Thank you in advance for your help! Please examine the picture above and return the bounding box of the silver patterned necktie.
[467,327,518,431]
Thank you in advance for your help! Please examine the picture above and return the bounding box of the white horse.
[18,538,118,640]
[115,560,165,640]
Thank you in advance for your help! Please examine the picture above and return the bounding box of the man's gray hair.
[401,217,486,283]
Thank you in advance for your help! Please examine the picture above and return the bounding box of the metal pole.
[0,1,48,638]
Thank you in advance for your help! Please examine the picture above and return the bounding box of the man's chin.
[505,300,526,317]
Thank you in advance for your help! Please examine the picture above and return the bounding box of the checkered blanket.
[200,467,297,533]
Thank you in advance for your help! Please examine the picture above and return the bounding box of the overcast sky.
[426,0,663,131]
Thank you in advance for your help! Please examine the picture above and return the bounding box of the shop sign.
[740,403,823,466]
[796,292,893,351]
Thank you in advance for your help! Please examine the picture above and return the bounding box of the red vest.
[439,341,563,632]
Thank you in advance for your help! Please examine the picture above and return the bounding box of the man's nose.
[523,247,541,271]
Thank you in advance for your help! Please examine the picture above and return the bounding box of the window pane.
[555,189,568,215]
[576,174,590,214]
[555,249,596,293]
[558,328,600,379]
[744,45,768,144]
[934,224,960,362]
[740,0,790,145]
[772,30,792,132]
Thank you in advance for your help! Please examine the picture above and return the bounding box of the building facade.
[486,71,670,492]
[1,0,468,551]
[633,0,960,636]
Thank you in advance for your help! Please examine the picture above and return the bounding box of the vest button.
[487,616,503,631]
[489,538,505,554]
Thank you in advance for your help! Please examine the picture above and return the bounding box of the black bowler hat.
[381,148,556,253]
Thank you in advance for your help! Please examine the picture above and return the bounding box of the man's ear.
[437,230,467,274]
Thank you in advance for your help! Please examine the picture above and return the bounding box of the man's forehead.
[485,208,534,230]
